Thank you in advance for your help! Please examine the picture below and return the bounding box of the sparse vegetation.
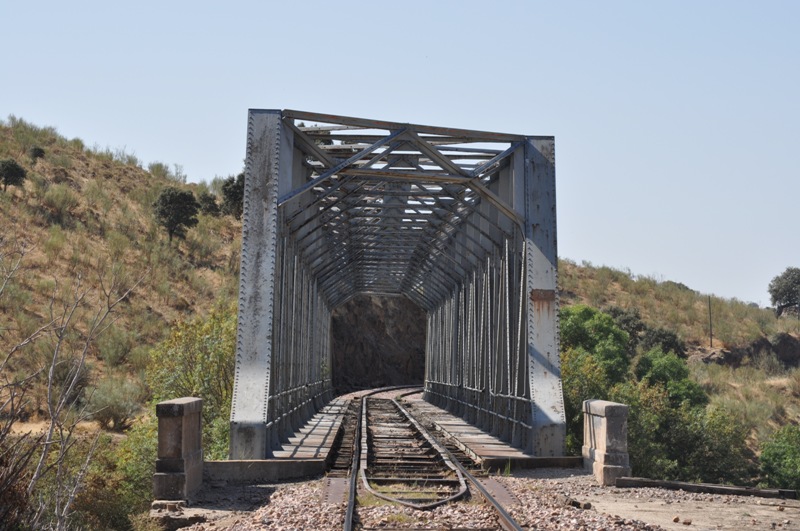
[0,115,241,528]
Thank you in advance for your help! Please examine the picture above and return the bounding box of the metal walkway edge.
[272,398,350,459]
[405,393,582,471]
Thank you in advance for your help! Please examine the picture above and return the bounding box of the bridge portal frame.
[230,110,565,459]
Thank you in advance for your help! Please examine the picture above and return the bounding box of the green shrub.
[42,183,79,224]
[44,224,67,261]
[152,187,199,241]
[608,382,752,483]
[96,324,136,366]
[634,348,707,407]
[641,326,686,357]
[561,305,630,382]
[760,425,800,490]
[76,419,158,529]
[28,146,45,161]
[561,346,610,453]
[221,172,244,219]
[147,304,236,457]
[89,375,146,431]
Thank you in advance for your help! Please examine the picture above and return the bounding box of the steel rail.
[393,390,526,531]
[343,386,423,531]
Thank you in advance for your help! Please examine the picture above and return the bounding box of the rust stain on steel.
[529,289,556,302]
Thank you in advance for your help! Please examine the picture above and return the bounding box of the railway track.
[337,388,524,531]
[360,397,467,509]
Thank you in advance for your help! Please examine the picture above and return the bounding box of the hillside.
[559,257,800,446]
[0,116,241,422]
[559,257,800,349]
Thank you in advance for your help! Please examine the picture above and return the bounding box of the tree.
[153,187,200,242]
[197,191,220,217]
[221,172,244,219]
[769,267,800,317]
[0,159,27,191]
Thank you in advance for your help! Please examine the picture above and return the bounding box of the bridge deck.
[271,398,349,459]
[404,393,581,470]
[271,393,579,469]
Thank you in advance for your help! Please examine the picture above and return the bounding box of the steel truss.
[230,110,566,458]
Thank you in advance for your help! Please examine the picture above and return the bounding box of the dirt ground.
[515,468,800,531]
[153,470,800,530]
[586,489,799,530]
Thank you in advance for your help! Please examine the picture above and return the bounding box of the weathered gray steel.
[230,110,566,458]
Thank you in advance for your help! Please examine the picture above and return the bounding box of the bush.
[634,348,707,407]
[605,305,645,354]
[147,304,236,458]
[641,326,686,357]
[561,305,630,382]
[89,376,146,431]
[561,346,610,453]
[609,382,752,483]
[28,146,46,161]
[760,425,800,490]
[75,420,158,529]
[42,183,79,224]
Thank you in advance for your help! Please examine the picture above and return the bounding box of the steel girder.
[230,110,566,458]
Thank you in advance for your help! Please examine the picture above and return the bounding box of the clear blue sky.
[2,1,798,306]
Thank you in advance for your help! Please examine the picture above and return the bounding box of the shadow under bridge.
[229,110,566,458]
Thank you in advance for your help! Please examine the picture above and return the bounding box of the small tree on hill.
[221,172,244,219]
[153,187,200,242]
[0,159,27,191]
[197,191,220,217]
[768,267,800,317]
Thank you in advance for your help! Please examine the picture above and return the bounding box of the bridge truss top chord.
[230,110,566,460]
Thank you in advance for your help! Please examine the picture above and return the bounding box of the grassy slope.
[559,257,800,447]
[0,117,240,417]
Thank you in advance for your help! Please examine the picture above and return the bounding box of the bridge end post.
[153,397,203,501]
[582,399,631,485]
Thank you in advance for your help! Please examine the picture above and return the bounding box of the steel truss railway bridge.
[230,110,566,459]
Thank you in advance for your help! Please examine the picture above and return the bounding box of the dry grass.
[691,360,800,447]
[559,258,800,347]
[0,116,240,419]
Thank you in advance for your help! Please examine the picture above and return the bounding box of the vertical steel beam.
[521,138,566,456]
[230,110,284,459]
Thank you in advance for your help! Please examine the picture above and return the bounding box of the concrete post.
[582,399,631,486]
[153,397,203,500]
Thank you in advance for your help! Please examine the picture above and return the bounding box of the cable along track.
[359,397,467,510]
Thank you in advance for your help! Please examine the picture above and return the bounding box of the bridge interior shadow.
[331,294,426,394]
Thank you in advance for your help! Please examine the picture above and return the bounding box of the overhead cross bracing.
[230,110,567,460]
